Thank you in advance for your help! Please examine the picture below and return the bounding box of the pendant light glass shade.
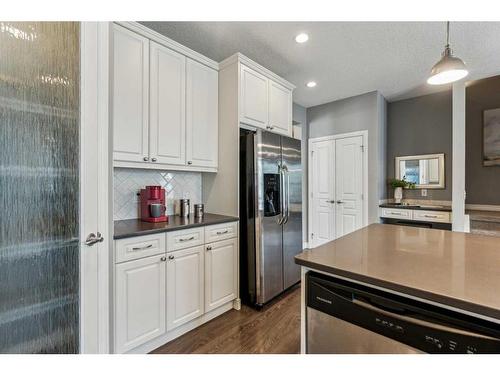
[427,22,468,85]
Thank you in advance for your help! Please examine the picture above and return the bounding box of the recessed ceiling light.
[295,33,309,43]
[306,81,317,88]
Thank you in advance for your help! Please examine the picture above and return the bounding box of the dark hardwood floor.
[151,284,301,354]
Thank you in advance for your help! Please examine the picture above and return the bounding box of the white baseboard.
[466,204,500,212]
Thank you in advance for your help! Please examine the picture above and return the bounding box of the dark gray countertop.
[379,203,452,212]
[114,213,239,239]
[295,224,500,321]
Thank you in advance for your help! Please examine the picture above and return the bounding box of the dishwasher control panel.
[307,271,500,354]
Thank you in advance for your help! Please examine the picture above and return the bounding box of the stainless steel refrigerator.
[240,129,303,306]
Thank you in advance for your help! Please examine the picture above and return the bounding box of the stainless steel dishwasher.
[306,272,500,354]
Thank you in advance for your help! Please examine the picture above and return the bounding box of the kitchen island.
[295,224,500,353]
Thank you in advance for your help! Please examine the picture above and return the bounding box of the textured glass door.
[0,22,80,353]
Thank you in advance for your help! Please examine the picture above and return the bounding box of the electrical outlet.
[421,189,428,197]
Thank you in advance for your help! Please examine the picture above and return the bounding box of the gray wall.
[387,90,453,201]
[466,75,500,205]
[307,91,387,224]
[293,103,308,243]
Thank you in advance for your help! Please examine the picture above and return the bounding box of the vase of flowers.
[389,178,415,204]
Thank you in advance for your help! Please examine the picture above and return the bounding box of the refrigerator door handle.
[277,165,285,225]
[283,167,290,225]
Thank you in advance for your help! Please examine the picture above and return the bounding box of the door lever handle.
[85,232,104,246]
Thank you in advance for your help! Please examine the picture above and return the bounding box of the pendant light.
[427,21,468,85]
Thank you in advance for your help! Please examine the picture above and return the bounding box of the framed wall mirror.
[395,153,445,189]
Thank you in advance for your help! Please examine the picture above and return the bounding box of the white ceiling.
[140,22,500,107]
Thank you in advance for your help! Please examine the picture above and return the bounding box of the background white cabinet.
[112,24,149,163]
[268,80,292,136]
[149,41,186,166]
[205,238,238,312]
[240,64,269,129]
[115,254,166,353]
[186,59,218,168]
[166,246,204,331]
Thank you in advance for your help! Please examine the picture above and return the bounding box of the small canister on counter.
[179,198,190,217]
[194,203,204,218]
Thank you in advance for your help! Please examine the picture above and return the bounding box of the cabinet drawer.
[167,227,205,252]
[413,210,451,223]
[380,208,412,220]
[115,233,165,263]
[205,221,238,243]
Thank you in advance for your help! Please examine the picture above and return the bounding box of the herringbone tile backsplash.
[113,168,202,221]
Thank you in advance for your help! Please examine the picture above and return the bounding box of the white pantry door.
[335,136,364,238]
[310,140,335,247]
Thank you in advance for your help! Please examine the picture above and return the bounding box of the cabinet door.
[186,59,218,169]
[268,80,292,136]
[150,41,186,166]
[115,254,166,353]
[112,24,149,163]
[205,238,238,312]
[240,64,268,129]
[166,246,204,331]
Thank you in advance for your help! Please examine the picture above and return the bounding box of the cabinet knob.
[151,157,157,162]
[143,156,149,161]
[206,246,212,251]
[160,256,167,261]
[168,255,174,260]
[187,161,192,165]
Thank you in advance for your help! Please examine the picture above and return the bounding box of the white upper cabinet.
[114,254,166,353]
[111,22,219,172]
[166,246,204,331]
[240,64,269,129]
[186,59,218,169]
[225,55,293,136]
[112,24,149,163]
[150,41,186,166]
[268,80,292,136]
[205,237,238,312]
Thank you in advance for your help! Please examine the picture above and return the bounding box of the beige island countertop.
[295,224,500,321]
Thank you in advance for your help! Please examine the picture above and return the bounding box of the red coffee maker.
[140,186,168,223]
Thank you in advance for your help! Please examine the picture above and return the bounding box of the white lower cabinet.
[166,245,204,331]
[114,221,238,353]
[205,237,238,312]
[115,254,166,354]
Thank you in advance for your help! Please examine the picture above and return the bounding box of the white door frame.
[80,22,111,354]
[308,130,369,247]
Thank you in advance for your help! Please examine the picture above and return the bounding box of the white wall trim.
[452,81,466,232]
[308,130,369,247]
[466,204,500,212]
[115,22,219,70]
[80,21,111,354]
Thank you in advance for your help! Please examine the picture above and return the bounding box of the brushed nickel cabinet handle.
[216,230,229,235]
[168,255,174,260]
[143,156,149,161]
[206,246,212,251]
[151,157,157,162]
[179,236,195,242]
[132,244,153,251]
[160,256,167,262]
